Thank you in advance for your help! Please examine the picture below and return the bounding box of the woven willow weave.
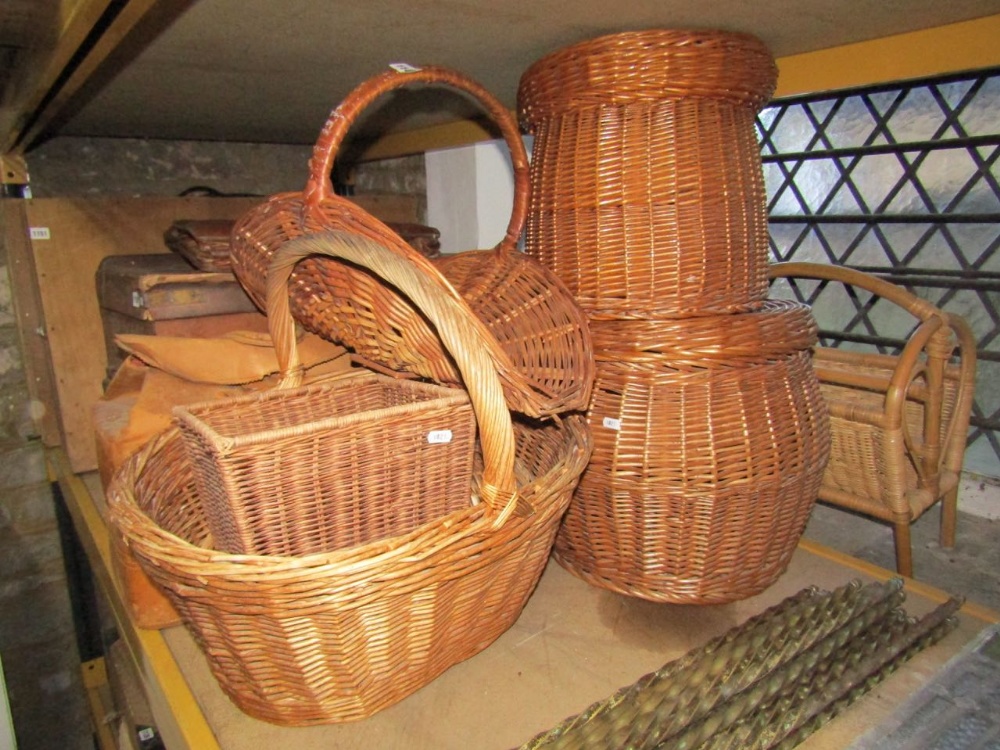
[108,232,592,725]
[518,29,777,316]
[230,65,593,417]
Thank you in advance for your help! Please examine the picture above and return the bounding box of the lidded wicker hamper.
[517,29,778,317]
[230,64,593,418]
[107,231,592,725]
[556,307,830,603]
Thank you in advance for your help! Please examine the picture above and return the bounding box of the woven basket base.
[554,468,825,604]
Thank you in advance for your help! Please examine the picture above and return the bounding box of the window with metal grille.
[759,67,1000,478]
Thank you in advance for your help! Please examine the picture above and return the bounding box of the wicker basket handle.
[304,64,529,254]
[267,230,527,523]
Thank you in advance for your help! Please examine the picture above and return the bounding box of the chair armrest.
[768,262,944,322]
[941,313,978,474]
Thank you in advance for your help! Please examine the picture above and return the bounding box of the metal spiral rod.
[687,596,961,750]
[520,586,823,749]
[660,581,908,750]
[771,602,961,750]
[520,579,906,750]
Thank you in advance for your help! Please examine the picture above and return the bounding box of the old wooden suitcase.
[96,253,267,383]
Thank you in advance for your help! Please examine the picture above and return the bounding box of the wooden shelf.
[50,446,998,750]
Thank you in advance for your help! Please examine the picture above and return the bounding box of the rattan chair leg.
[940,485,959,548]
[893,521,914,578]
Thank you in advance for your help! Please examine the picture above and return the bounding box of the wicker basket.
[107,231,591,725]
[555,310,830,604]
[230,64,593,417]
[517,30,777,316]
[172,246,476,556]
[174,373,475,556]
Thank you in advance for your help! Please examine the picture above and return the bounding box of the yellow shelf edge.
[798,537,1000,624]
[774,14,1000,98]
[49,450,221,750]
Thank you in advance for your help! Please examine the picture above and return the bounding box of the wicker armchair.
[768,262,977,577]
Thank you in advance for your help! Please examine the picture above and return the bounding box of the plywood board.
[157,549,990,750]
[349,191,420,223]
[2,199,62,445]
[25,197,262,472]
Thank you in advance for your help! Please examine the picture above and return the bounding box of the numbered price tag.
[602,417,622,431]
[389,62,422,74]
[426,429,454,444]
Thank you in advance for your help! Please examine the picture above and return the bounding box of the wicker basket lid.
[587,300,819,364]
[518,29,777,126]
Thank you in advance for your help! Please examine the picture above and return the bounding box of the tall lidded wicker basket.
[518,30,830,604]
[519,29,778,318]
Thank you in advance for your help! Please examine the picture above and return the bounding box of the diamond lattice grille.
[759,68,1000,476]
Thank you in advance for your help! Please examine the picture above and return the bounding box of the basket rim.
[588,299,818,361]
[172,371,471,451]
[518,28,777,122]
[110,413,590,578]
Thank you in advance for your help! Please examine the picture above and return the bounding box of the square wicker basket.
[173,371,475,555]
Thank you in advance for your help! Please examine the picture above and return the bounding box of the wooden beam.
[0,154,28,184]
[3,0,196,154]
[0,0,117,153]
[775,14,1000,98]
[81,658,118,750]
[1,199,63,446]
[358,119,499,162]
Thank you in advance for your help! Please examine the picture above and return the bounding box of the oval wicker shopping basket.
[517,29,778,317]
[107,231,591,726]
[230,65,593,417]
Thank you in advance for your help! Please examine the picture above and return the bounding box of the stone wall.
[0,135,425,747]
[25,137,427,221]
[25,136,312,198]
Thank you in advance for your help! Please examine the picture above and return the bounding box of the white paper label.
[427,429,453,444]
[602,417,622,431]
[389,62,422,73]
[29,226,50,240]
[137,727,156,741]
